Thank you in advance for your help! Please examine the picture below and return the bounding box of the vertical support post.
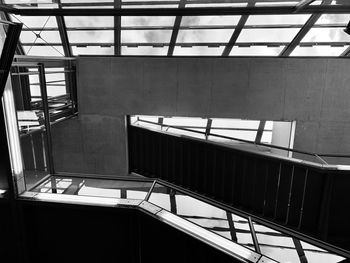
[205,118,212,140]
[38,63,55,175]
[255,120,266,143]
[226,212,238,242]
[248,216,261,253]
[41,131,47,172]
[30,133,37,171]
[293,238,308,263]
[169,189,177,214]
[114,0,121,55]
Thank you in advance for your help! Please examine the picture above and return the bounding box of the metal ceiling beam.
[20,41,350,47]
[2,0,327,8]
[167,0,186,56]
[56,16,72,57]
[114,0,121,55]
[295,0,317,12]
[56,0,72,57]
[3,5,350,16]
[279,0,332,57]
[21,23,348,31]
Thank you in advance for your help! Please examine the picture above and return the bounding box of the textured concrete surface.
[51,57,350,175]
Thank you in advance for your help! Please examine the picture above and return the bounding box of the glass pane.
[246,15,310,25]
[122,16,175,26]
[181,16,241,26]
[68,30,114,43]
[122,30,172,43]
[122,46,168,56]
[261,131,273,143]
[65,16,114,28]
[20,31,61,43]
[230,46,285,56]
[10,15,58,28]
[174,46,225,56]
[301,241,346,263]
[123,4,178,9]
[211,119,260,129]
[23,45,64,56]
[316,14,350,24]
[210,129,257,141]
[301,28,350,42]
[166,128,205,139]
[177,29,233,43]
[163,117,207,127]
[237,28,300,42]
[291,45,348,56]
[72,46,114,55]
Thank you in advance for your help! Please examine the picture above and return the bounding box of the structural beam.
[56,0,73,57]
[3,5,350,16]
[20,23,349,31]
[280,0,332,57]
[56,16,72,57]
[295,0,317,12]
[114,0,121,55]
[167,0,186,56]
[20,41,350,47]
[340,46,350,56]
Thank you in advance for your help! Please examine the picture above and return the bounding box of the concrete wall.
[51,57,350,176]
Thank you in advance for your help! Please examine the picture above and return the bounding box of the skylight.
[3,1,350,57]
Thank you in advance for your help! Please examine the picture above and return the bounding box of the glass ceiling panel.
[121,16,176,27]
[65,16,114,28]
[61,0,113,2]
[72,46,114,55]
[122,0,177,2]
[291,45,349,56]
[316,14,350,24]
[20,30,61,43]
[301,28,350,42]
[121,30,172,43]
[237,28,300,43]
[246,15,311,25]
[122,46,168,56]
[24,45,64,56]
[229,46,285,56]
[10,15,57,28]
[255,1,300,6]
[321,0,350,5]
[67,30,114,43]
[186,3,247,8]
[181,16,241,26]
[177,29,234,43]
[122,4,178,8]
[174,46,225,56]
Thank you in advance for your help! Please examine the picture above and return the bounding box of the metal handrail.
[134,119,350,160]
